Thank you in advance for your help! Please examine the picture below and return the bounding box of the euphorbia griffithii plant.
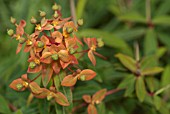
[8,3,106,108]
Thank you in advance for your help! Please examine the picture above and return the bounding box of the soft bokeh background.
[1,0,170,114]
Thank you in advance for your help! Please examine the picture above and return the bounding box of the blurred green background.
[1,0,170,114]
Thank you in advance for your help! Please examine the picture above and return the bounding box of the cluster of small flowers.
[8,3,104,106]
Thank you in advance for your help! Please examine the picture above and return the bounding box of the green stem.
[146,0,151,24]
[70,0,77,24]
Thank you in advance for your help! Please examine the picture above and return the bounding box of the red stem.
[30,73,41,82]
[106,88,122,96]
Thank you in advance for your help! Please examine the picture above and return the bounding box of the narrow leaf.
[136,77,146,102]
[115,53,136,72]
[0,95,11,114]
[42,65,53,87]
[61,75,77,87]
[92,89,107,104]
[55,92,70,106]
[83,95,92,103]
[141,67,163,76]
[87,104,97,114]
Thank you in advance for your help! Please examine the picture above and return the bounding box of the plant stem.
[134,42,140,62]
[106,88,122,96]
[70,0,76,24]
[146,0,152,25]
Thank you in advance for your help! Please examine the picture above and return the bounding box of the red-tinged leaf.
[65,38,76,49]
[93,52,107,60]
[64,21,77,31]
[24,45,33,52]
[60,60,71,69]
[9,78,27,91]
[40,52,52,64]
[52,62,61,74]
[84,38,97,48]
[74,35,83,45]
[21,74,28,81]
[92,89,107,104]
[42,65,53,87]
[54,92,70,106]
[58,50,70,62]
[29,82,42,94]
[44,24,53,30]
[16,26,24,36]
[88,50,96,66]
[41,18,48,27]
[52,31,63,43]
[87,104,97,114]
[41,35,49,44]
[19,20,26,27]
[78,69,96,81]
[27,65,42,73]
[83,95,92,103]
[61,75,77,87]
[16,44,22,54]
[33,88,50,99]
[70,55,78,64]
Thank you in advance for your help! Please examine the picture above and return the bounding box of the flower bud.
[10,17,16,24]
[29,62,36,69]
[53,12,59,18]
[77,19,83,26]
[58,5,62,10]
[80,75,86,81]
[16,83,23,90]
[19,37,26,44]
[47,92,53,101]
[69,48,76,54]
[66,27,73,34]
[7,29,14,36]
[51,54,58,60]
[37,41,44,48]
[52,3,59,11]
[97,38,104,47]
[30,17,37,24]
[39,10,46,17]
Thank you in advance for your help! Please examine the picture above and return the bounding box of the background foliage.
[1,0,170,114]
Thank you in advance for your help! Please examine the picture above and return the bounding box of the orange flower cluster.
[8,3,104,107]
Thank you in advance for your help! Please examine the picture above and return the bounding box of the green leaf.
[54,74,60,91]
[76,0,87,19]
[153,16,170,26]
[58,71,73,113]
[161,65,170,87]
[117,12,146,23]
[0,95,11,114]
[136,77,146,102]
[158,33,170,49]
[42,65,53,87]
[156,47,167,58]
[145,77,155,92]
[115,53,136,72]
[155,84,170,95]
[153,95,162,110]
[55,92,70,106]
[117,75,135,97]
[14,109,23,114]
[144,28,158,55]
[141,67,163,76]
[140,56,158,70]
[118,75,135,89]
